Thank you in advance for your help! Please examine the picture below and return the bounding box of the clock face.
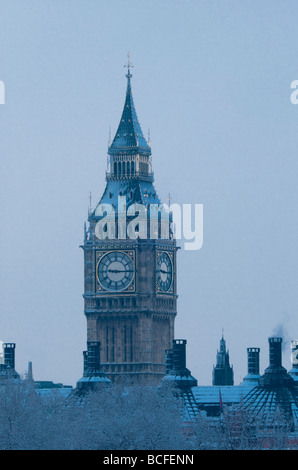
[157,252,172,293]
[97,251,134,292]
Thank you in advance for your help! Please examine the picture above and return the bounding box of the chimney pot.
[268,337,282,368]
[247,347,260,375]
[3,343,16,371]
[172,339,187,371]
[86,341,101,372]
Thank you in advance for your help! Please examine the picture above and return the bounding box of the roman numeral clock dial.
[96,251,135,292]
[157,251,173,293]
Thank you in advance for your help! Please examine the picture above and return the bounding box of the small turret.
[212,334,234,386]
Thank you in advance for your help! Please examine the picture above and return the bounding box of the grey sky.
[0,0,298,385]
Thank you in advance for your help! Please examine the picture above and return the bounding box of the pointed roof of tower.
[220,332,226,351]
[108,55,151,157]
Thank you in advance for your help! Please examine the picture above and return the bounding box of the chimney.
[165,349,174,374]
[163,339,197,389]
[247,347,260,375]
[86,341,101,372]
[3,343,16,370]
[242,347,260,385]
[76,341,110,393]
[27,361,33,381]
[172,339,187,371]
[259,336,294,388]
[268,337,282,368]
[83,350,88,373]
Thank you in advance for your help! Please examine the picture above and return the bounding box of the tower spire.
[124,51,133,80]
[108,54,151,158]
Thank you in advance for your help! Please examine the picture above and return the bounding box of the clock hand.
[159,269,169,274]
[107,269,134,273]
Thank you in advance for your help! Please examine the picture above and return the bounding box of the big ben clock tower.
[82,59,177,382]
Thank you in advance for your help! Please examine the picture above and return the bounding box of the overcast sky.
[0,0,298,386]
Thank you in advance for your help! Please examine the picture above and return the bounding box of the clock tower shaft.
[82,62,177,382]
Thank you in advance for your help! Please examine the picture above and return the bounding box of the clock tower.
[82,60,177,382]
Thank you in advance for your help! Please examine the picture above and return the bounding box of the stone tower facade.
[82,62,177,382]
